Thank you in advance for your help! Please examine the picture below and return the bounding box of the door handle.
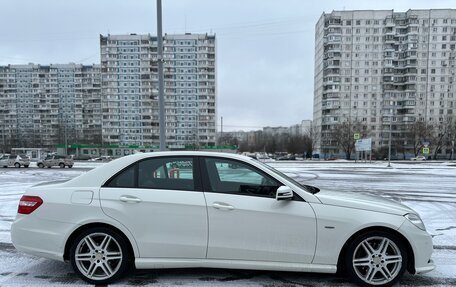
[119,195,142,203]
[212,202,234,211]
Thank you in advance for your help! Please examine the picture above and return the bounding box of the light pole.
[156,0,166,151]
[387,102,395,168]
[387,115,392,167]
[452,139,455,161]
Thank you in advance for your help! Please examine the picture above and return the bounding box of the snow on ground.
[0,161,455,286]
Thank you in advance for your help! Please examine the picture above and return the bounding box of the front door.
[100,156,208,259]
[202,157,317,263]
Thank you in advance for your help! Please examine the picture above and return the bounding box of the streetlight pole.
[387,114,392,167]
[157,0,166,151]
[452,139,454,161]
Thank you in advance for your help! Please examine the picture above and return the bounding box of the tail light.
[18,196,43,214]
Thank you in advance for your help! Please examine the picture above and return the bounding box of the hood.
[315,189,415,216]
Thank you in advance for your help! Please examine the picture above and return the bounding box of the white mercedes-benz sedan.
[11,152,435,286]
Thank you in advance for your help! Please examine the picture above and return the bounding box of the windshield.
[253,159,320,194]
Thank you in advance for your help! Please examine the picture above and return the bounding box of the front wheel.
[345,231,407,287]
[70,227,131,285]
[14,163,20,168]
[59,163,65,168]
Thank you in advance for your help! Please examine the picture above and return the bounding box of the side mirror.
[276,186,293,201]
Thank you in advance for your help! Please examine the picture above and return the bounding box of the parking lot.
[0,161,455,286]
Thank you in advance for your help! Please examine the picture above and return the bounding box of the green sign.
[422,147,430,154]
[354,133,360,140]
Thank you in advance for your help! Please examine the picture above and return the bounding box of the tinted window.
[204,158,281,198]
[138,157,195,191]
[106,165,136,188]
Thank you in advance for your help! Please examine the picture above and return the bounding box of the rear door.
[99,156,208,259]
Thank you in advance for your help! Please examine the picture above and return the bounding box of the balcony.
[324,44,342,52]
[324,18,342,28]
[323,68,340,76]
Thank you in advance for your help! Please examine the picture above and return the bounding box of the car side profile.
[410,156,426,161]
[37,155,74,168]
[11,152,434,286]
[0,154,30,168]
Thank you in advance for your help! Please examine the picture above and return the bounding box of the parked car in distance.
[88,156,113,162]
[276,154,296,161]
[11,151,434,286]
[255,152,270,160]
[411,156,426,161]
[37,155,74,168]
[0,154,30,168]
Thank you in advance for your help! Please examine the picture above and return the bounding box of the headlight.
[405,213,426,231]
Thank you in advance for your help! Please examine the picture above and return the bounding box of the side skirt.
[135,258,337,274]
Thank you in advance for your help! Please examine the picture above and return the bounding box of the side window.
[204,158,281,198]
[138,157,195,191]
[106,164,136,188]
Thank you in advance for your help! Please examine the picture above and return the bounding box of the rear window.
[106,165,136,188]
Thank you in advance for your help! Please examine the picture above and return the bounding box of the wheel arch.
[336,226,415,275]
[63,222,136,262]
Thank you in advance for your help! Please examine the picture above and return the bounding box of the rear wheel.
[345,231,407,287]
[14,163,20,168]
[70,227,130,285]
[59,163,65,168]
[38,163,44,168]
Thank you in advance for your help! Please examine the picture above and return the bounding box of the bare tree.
[302,124,319,158]
[430,118,454,160]
[444,117,456,160]
[404,121,434,157]
[331,119,370,160]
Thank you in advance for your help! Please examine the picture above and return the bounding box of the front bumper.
[398,219,435,274]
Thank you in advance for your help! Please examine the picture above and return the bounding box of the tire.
[38,163,44,168]
[14,163,20,168]
[59,163,65,168]
[47,166,51,168]
[24,165,29,168]
[345,231,407,287]
[68,165,73,168]
[70,227,131,285]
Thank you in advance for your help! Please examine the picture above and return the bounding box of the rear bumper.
[11,214,75,262]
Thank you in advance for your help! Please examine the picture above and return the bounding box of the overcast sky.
[1,0,455,131]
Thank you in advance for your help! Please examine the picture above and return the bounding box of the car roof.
[65,152,251,188]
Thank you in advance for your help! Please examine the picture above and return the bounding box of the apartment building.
[0,64,101,150]
[0,33,216,151]
[314,9,456,156]
[100,33,216,147]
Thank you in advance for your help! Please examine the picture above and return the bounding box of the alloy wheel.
[74,233,123,281]
[352,236,402,286]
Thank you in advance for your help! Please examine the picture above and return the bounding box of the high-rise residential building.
[0,63,101,150]
[0,32,216,151]
[314,9,456,157]
[100,33,216,148]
